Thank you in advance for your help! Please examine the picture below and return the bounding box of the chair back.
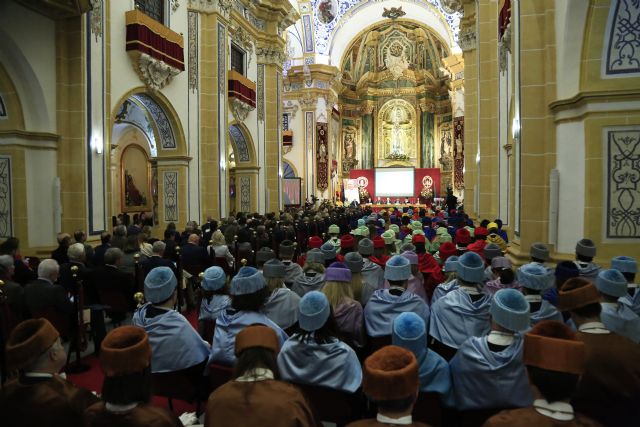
[152,369,201,404]
[412,392,443,427]
[208,363,233,392]
[456,407,512,427]
[295,383,363,426]
[97,288,130,313]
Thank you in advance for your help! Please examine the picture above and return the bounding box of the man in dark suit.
[180,234,210,272]
[201,216,218,248]
[162,229,178,261]
[51,233,71,266]
[92,231,111,267]
[94,247,135,321]
[24,259,73,317]
[0,254,25,328]
[140,241,177,279]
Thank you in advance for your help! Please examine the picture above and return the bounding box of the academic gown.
[291,272,325,297]
[360,278,378,306]
[483,406,601,427]
[0,374,99,427]
[450,335,533,410]
[199,294,231,322]
[347,420,431,427]
[416,349,454,406]
[620,286,640,316]
[206,379,316,427]
[261,287,301,330]
[429,289,492,349]
[574,262,601,283]
[431,279,459,304]
[277,334,363,392]
[572,330,640,427]
[383,275,427,302]
[85,402,183,427]
[362,258,385,290]
[132,303,210,373]
[600,302,640,343]
[364,289,430,337]
[209,309,288,366]
[334,298,365,347]
[283,261,304,285]
[530,299,564,326]
[484,278,521,296]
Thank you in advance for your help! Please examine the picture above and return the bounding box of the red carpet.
[67,309,200,416]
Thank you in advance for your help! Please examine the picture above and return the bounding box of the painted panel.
[0,156,12,237]
[603,0,640,77]
[229,125,250,162]
[163,171,178,222]
[240,176,251,212]
[605,126,640,239]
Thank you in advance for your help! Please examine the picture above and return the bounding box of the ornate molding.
[188,0,232,16]
[89,0,102,41]
[299,92,317,109]
[170,0,180,13]
[498,24,512,72]
[256,46,286,65]
[230,97,255,123]
[283,101,299,119]
[188,11,198,91]
[134,53,181,91]
[231,26,254,68]
[419,102,436,114]
[458,26,476,52]
[360,102,375,115]
[441,0,464,14]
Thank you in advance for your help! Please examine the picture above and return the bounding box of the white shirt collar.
[578,321,610,334]
[236,368,274,382]
[460,285,481,295]
[105,402,139,413]
[525,294,542,303]
[487,330,515,346]
[23,372,54,378]
[628,283,638,289]
[533,399,575,421]
[376,413,413,425]
[601,302,618,308]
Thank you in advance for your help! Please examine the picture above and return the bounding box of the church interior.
[0,1,639,426]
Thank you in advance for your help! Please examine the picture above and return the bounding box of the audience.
[198,266,231,338]
[261,258,301,330]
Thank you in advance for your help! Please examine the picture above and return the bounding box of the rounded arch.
[327,0,459,66]
[282,160,298,178]
[0,27,51,132]
[110,87,187,157]
[228,121,258,167]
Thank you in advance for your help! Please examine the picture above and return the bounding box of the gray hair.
[67,243,86,261]
[38,258,60,279]
[152,240,166,254]
[0,254,14,270]
[113,225,127,237]
[104,247,124,265]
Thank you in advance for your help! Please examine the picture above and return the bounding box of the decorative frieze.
[188,11,198,91]
[458,26,476,52]
[256,46,286,65]
[163,171,178,222]
[0,156,12,237]
[604,0,640,76]
[257,64,265,122]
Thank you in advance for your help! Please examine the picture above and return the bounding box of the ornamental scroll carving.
[458,27,476,52]
[188,0,231,15]
[136,53,181,91]
[230,97,255,123]
[256,46,286,65]
[231,26,254,69]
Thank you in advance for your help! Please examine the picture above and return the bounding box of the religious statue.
[380,100,415,162]
[344,132,356,159]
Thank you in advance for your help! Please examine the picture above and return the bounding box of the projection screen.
[374,168,415,197]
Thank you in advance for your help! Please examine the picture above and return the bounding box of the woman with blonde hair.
[321,262,364,348]
[207,229,234,268]
[291,249,326,297]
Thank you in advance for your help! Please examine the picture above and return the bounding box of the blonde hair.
[303,262,325,274]
[443,271,457,284]
[322,280,354,309]
[350,272,364,302]
[211,230,226,246]
[265,277,284,293]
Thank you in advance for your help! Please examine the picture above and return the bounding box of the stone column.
[360,103,374,169]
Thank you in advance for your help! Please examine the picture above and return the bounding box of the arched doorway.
[227,123,258,215]
[110,90,187,233]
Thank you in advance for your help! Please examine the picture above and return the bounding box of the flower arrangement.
[386,152,410,161]
[420,186,433,199]
[358,187,370,200]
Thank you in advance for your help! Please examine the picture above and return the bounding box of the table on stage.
[363,203,429,212]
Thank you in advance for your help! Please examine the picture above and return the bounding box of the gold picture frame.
[120,144,151,213]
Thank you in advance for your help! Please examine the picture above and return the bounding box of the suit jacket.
[24,278,73,315]
[12,258,37,285]
[94,265,135,301]
[0,374,99,427]
[59,261,99,305]
[2,278,25,327]
[92,243,111,266]
[180,243,211,269]
[163,238,178,261]
[141,255,177,279]
[51,245,70,266]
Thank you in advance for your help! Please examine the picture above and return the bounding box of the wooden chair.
[208,363,233,392]
[152,368,206,415]
[412,392,444,427]
[295,383,364,427]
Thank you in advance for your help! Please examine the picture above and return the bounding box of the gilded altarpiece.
[376,99,418,167]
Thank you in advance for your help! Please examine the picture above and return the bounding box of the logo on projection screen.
[422,175,433,188]
[356,176,369,188]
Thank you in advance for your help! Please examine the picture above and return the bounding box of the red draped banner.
[350,168,441,201]
[316,123,329,191]
[454,117,464,190]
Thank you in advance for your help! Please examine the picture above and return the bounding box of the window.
[135,0,164,24]
[231,44,246,75]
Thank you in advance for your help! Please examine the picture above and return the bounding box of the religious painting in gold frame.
[120,144,151,213]
[376,99,417,167]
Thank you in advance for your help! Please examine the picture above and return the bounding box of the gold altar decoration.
[376,99,417,167]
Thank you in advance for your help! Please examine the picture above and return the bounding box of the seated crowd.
[0,205,639,427]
